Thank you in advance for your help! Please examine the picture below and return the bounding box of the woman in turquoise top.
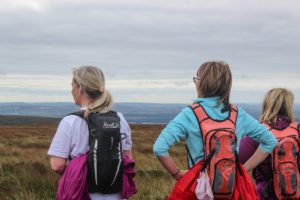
[153,61,278,181]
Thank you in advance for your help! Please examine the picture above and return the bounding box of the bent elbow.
[50,157,67,175]
[270,137,278,152]
[51,163,65,174]
[153,142,167,157]
[153,142,160,156]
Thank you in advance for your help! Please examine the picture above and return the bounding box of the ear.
[79,87,85,95]
[196,85,203,98]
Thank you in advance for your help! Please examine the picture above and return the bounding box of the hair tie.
[87,106,93,111]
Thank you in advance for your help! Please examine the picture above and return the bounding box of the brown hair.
[260,88,295,126]
[73,66,113,118]
[196,61,232,111]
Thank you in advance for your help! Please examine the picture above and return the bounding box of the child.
[153,61,278,200]
[239,88,300,200]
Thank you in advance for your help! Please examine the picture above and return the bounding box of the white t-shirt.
[48,111,132,200]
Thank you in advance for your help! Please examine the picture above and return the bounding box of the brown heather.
[0,123,187,200]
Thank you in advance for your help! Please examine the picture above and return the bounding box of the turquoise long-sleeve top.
[153,97,278,167]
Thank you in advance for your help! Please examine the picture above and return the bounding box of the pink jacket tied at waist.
[122,155,137,199]
[56,154,90,200]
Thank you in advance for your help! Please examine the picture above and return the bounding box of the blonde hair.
[260,88,295,126]
[197,61,232,112]
[73,66,113,118]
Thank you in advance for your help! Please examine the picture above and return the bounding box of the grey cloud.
[0,0,299,79]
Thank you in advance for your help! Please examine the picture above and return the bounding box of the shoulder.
[60,114,85,126]
[116,112,126,120]
[235,105,255,121]
[180,106,196,118]
[235,105,245,115]
[116,112,128,125]
[169,106,197,125]
[234,105,263,133]
[165,106,198,131]
[56,114,87,135]
[116,112,131,133]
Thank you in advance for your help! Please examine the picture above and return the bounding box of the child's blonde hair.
[260,88,295,126]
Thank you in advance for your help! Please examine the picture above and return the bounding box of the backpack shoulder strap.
[290,121,298,130]
[190,103,210,123]
[189,102,208,150]
[68,110,85,119]
[186,103,207,167]
[190,103,238,126]
[228,104,238,126]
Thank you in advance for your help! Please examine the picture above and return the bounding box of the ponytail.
[73,66,114,119]
[84,90,113,118]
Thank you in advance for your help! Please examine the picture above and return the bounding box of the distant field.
[0,115,60,126]
[0,121,187,200]
[0,102,299,124]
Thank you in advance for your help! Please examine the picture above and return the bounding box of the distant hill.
[0,115,59,126]
[0,102,78,117]
[0,102,299,124]
[0,102,185,124]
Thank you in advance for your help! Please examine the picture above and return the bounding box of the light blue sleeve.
[153,108,191,157]
[237,107,277,153]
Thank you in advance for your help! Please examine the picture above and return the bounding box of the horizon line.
[1,101,299,105]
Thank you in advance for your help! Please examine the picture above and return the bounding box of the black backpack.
[71,110,123,194]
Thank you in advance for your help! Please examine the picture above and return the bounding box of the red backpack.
[190,103,239,199]
[264,122,300,200]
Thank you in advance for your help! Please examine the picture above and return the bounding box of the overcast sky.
[0,0,299,103]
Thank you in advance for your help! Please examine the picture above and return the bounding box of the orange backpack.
[264,122,300,200]
[190,103,238,199]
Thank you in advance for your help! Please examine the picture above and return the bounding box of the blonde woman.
[153,61,277,199]
[239,88,300,200]
[48,66,133,200]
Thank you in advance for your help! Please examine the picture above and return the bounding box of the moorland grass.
[0,124,187,200]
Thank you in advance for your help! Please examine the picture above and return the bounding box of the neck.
[79,97,91,107]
